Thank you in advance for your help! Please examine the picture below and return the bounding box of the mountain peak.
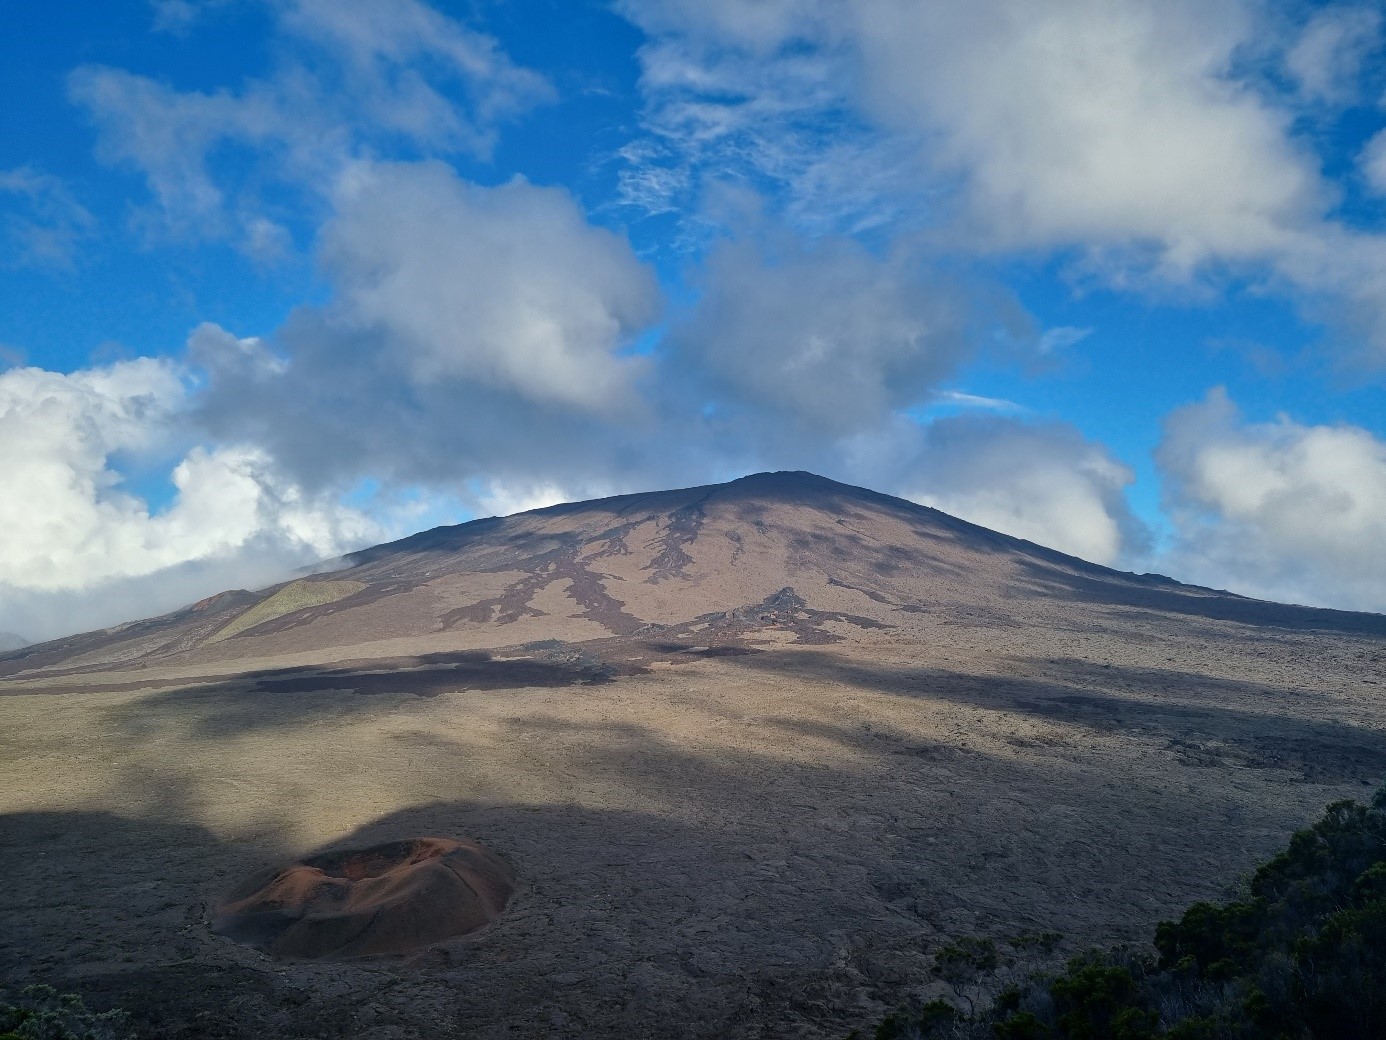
[4,472,1382,683]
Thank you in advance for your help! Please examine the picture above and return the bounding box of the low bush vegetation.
[0,985,134,1040]
[872,788,1386,1039]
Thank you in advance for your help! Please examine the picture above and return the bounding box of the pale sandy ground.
[3,612,1384,1039]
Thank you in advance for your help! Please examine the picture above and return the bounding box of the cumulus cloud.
[70,0,551,244]
[897,416,1144,567]
[192,160,672,494]
[0,359,379,641]
[849,0,1324,271]
[1157,389,1386,612]
[671,228,971,437]
[473,479,607,519]
[177,157,1143,579]
[717,1,1303,258]
[182,159,1110,557]
[619,0,1386,357]
[322,162,659,410]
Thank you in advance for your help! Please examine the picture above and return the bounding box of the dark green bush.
[994,1011,1050,1039]
[875,999,959,1039]
[0,985,134,1040]
[1050,960,1156,1040]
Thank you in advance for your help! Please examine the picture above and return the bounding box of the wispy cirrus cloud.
[0,166,96,270]
[148,0,234,34]
[70,0,552,248]
[617,0,1386,362]
[1284,5,1383,104]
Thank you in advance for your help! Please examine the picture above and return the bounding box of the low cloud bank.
[1157,389,1386,613]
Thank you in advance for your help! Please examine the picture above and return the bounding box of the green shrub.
[1050,959,1155,1040]
[994,1011,1050,1039]
[936,937,1001,977]
[0,985,134,1040]
[875,999,958,1039]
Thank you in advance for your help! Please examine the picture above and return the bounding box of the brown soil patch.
[212,837,514,959]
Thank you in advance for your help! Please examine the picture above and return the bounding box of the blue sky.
[3,0,1386,639]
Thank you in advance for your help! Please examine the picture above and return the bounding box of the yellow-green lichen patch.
[210,579,366,643]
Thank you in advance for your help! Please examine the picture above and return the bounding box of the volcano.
[3,471,1378,689]
[2,472,1384,1039]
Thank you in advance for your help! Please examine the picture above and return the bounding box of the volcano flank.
[2,472,1384,1038]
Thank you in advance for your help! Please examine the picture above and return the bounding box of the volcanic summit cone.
[4,471,1378,688]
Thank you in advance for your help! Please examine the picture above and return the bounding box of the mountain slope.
[3,471,1381,689]
[4,473,1386,1040]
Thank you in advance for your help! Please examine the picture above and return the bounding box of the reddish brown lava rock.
[212,837,515,959]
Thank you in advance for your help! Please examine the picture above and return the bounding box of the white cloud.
[1362,130,1386,196]
[930,390,1023,413]
[149,0,233,34]
[671,226,971,436]
[1285,6,1383,104]
[898,416,1143,566]
[616,1,920,236]
[0,360,185,588]
[187,166,1121,567]
[475,479,598,518]
[1157,388,1386,612]
[0,166,96,270]
[70,0,551,244]
[849,0,1322,270]
[187,321,286,378]
[0,359,379,640]
[321,162,659,411]
[638,0,1321,265]
[191,159,677,498]
[277,0,550,129]
[68,67,287,242]
[1038,326,1092,355]
[619,0,1386,357]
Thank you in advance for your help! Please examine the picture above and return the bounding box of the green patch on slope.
[1,984,134,1040]
[210,579,366,643]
